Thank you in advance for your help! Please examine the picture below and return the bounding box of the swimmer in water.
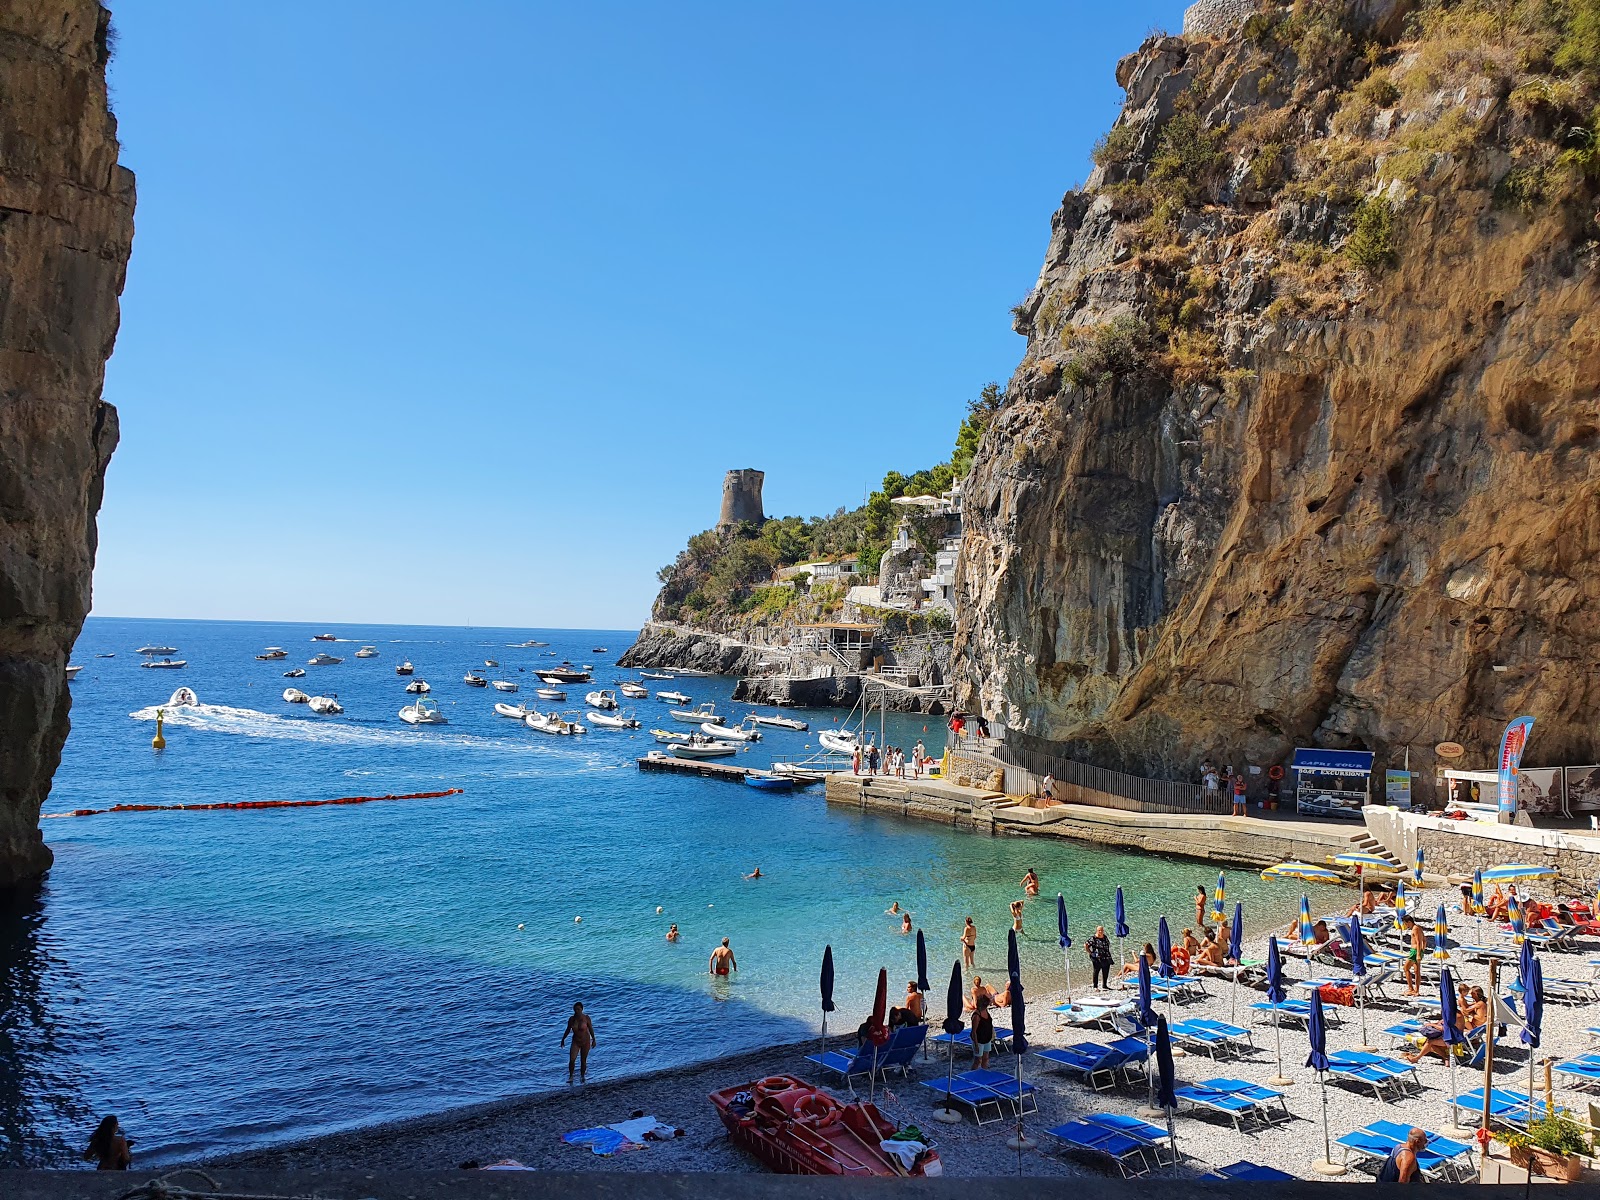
[887,901,901,915]
[745,866,762,880]
[710,937,737,976]
[1021,868,1040,897]
[1010,899,1025,933]
[901,912,912,934]
[665,923,680,942]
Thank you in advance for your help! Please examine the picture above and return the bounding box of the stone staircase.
[1342,827,1406,871]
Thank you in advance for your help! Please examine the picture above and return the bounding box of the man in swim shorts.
[710,938,737,976]
[560,1001,596,1083]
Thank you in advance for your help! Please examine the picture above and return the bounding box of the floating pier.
[636,754,754,782]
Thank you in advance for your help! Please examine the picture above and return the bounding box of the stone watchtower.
[717,469,765,529]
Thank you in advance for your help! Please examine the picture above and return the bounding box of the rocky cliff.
[0,1,134,886]
[954,0,1600,782]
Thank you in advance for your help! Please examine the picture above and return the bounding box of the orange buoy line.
[42,788,464,819]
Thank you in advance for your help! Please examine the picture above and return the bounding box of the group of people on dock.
[851,738,929,778]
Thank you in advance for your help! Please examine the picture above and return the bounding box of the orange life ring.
[1171,947,1191,975]
[754,1076,794,1096]
[795,1094,833,1123]
[1268,765,1285,780]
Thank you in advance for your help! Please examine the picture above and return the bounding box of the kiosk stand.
[1292,748,1374,819]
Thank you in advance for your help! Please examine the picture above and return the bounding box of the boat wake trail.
[126,702,563,755]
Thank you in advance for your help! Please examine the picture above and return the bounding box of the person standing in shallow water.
[710,937,737,976]
[561,1002,596,1083]
[961,917,977,968]
[84,1115,131,1170]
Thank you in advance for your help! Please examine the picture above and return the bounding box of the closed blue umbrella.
[933,960,964,1124]
[1154,1013,1179,1157]
[1007,924,1021,983]
[1227,901,1245,1022]
[819,945,836,1058]
[1516,935,1535,993]
[1439,966,1466,1116]
[1137,954,1156,1110]
[1346,914,1370,1048]
[1521,955,1544,1124]
[1307,989,1334,1166]
[1006,929,1031,1152]
[1057,893,1073,997]
[1114,886,1129,965]
[1265,936,1288,1084]
[1157,917,1174,979]
[915,929,930,994]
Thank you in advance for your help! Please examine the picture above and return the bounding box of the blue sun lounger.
[1553,1058,1600,1091]
[874,1024,927,1077]
[1249,998,1313,1028]
[1326,1050,1420,1099]
[931,1025,1012,1057]
[921,1075,1006,1126]
[1338,1120,1475,1181]
[1202,1161,1294,1181]
[804,1039,885,1087]
[1035,1036,1147,1091]
[1044,1114,1170,1176]
[1170,1019,1251,1060]
[963,1067,1038,1115]
[1448,1086,1531,1129]
[1175,1077,1290,1131]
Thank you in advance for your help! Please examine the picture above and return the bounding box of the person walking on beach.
[971,996,995,1069]
[1375,1127,1426,1183]
[84,1115,131,1171]
[1401,915,1424,995]
[1086,926,1114,990]
[560,1002,596,1083]
[710,938,738,977]
[961,917,977,968]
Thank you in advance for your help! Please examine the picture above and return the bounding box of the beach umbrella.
[1392,877,1410,933]
[1433,903,1450,961]
[867,967,889,1098]
[1521,954,1543,1126]
[1211,871,1226,924]
[1482,863,1557,884]
[1472,868,1485,940]
[819,945,836,1058]
[1298,895,1315,945]
[1228,901,1245,1022]
[1346,914,1370,1048]
[1056,893,1073,997]
[915,929,931,994]
[1413,843,1425,886]
[1114,886,1129,965]
[1157,917,1174,979]
[1306,989,1336,1171]
[1137,955,1157,1111]
[1006,928,1032,1152]
[1331,851,1398,870]
[933,960,963,1124]
[1154,1014,1178,1159]
[1266,935,1289,1085]
[1438,965,1466,1117]
[1261,861,1341,884]
[1508,892,1525,944]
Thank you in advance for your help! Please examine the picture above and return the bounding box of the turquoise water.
[1,617,1341,1166]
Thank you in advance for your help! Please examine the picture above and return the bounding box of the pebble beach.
[200,882,1598,1181]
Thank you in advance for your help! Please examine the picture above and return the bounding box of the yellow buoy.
[152,708,166,750]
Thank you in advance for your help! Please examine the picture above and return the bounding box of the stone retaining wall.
[1364,806,1600,896]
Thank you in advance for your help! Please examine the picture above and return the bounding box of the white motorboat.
[283,688,311,703]
[485,659,499,667]
[308,653,343,666]
[491,680,518,693]
[137,645,178,655]
[512,639,549,647]
[405,679,431,694]
[618,682,648,699]
[396,661,414,676]
[399,697,447,725]
[770,757,854,781]
[665,738,740,758]
[750,712,809,731]
[165,687,200,707]
[670,702,724,725]
[585,689,619,710]
[355,646,379,658]
[307,695,344,714]
[819,730,863,755]
[673,668,714,677]
[535,686,566,701]
[95,653,115,658]
[140,658,187,669]
[656,690,692,705]
[538,663,591,683]
[463,672,488,687]
[256,647,289,660]
[592,647,609,653]
[525,710,586,735]
[494,702,530,719]
[707,718,761,742]
[640,670,674,680]
[65,664,83,680]
[588,709,640,729]
[283,668,306,678]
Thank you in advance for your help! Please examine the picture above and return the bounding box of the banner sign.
[1497,716,1536,815]
[1384,770,1412,809]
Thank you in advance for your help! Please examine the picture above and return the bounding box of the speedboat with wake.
[588,709,640,729]
[405,679,431,694]
[494,702,529,719]
[283,688,310,703]
[308,652,342,666]
[525,710,586,735]
[307,695,343,714]
[164,687,200,707]
[140,658,187,669]
[585,689,618,710]
[491,680,518,692]
[640,670,674,680]
[750,712,808,731]
[138,645,178,655]
[355,646,379,658]
[512,639,548,647]
[312,633,337,642]
[256,647,288,660]
[399,697,447,725]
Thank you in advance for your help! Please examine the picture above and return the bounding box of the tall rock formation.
[0,1,134,886]
[954,2,1600,785]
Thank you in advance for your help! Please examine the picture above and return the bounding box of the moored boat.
[535,686,566,701]
[399,697,447,725]
[355,646,379,658]
[65,664,83,680]
[484,659,499,667]
[464,672,489,687]
[671,702,724,725]
[750,713,808,732]
[706,719,759,742]
[307,652,343,666]
[140,658,187,669]
[494,702,530,719]
[405,679,431,694]
[283,668,306,678]
[587,709,640,729]
[283,688,311,703]
[537,662,591,683]
[137,645,178,655]
[490,680,518,692]
[818,730,863,756]
[307,695,344,714]
[744,773,794,791]
[665,737,740,758]
[256,647,289,660]
[618,682,648,699]
[709,1076,939,1177]
[584,689,619,710]
[396,661,415,676]
[525,710,586,736]
[656,690,692,705]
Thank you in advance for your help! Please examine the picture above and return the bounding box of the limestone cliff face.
[0,2,133,886]
[954,2,1600,782]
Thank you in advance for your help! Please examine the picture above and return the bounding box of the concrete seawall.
[825,775,1365,870]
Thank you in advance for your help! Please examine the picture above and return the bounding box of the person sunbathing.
[1346,890,1379,917]
[964,976,996,1012]
[1181,928,1202,958]
[1120,943,1158,977]
[1195,931,1226,968]
[1484,884,1508,921]
[1405,986,1480,1063]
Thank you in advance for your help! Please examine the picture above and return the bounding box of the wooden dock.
[637,754,753,782]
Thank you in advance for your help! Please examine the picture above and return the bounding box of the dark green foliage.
[1062,316,1153,391]
[1494,161,1559,208]
[1557,0,1600,76]
[1092,123,1141,168]
[1146,111,1228,221]
[1344,197,1398,271]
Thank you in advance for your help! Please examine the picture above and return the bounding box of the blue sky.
[96,1,1187,629]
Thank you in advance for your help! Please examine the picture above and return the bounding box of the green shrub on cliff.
[1344,197,1399,271]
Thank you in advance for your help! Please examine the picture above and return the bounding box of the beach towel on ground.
[561,1127,632,1156]
[1318,984,1355,1007]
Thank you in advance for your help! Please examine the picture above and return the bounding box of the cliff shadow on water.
[954,0,1600,787]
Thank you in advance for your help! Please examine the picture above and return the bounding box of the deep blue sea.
[0,617,1340,1166]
